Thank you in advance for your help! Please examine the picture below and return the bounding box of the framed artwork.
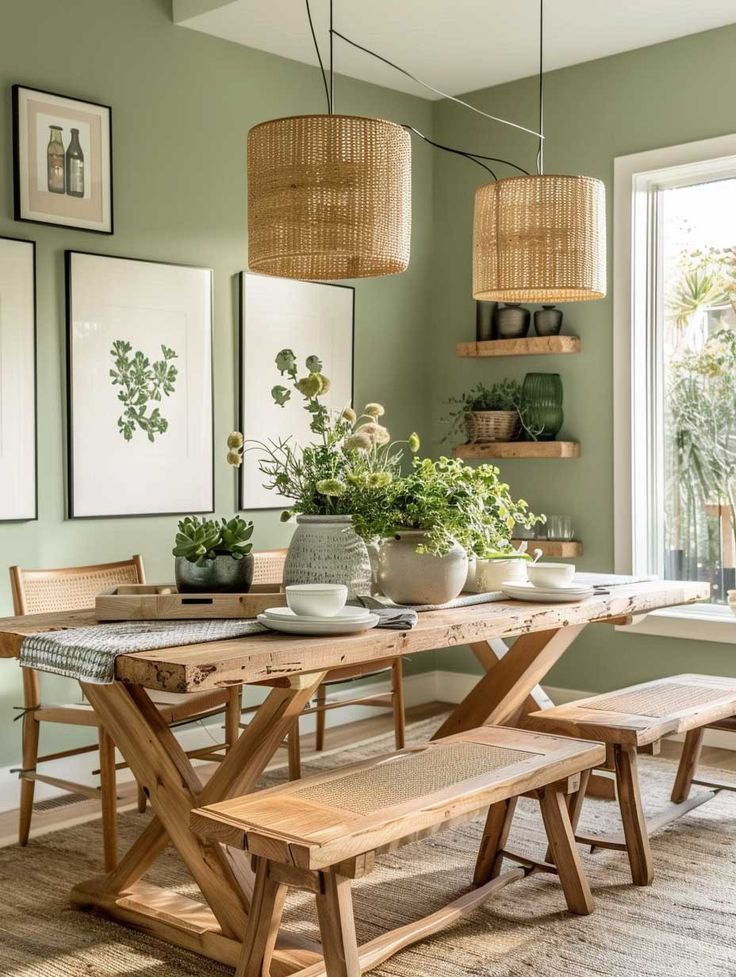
[239,273,354,510]
[13,85,113,233]
[66,251,213,518]
[0,237,36,521]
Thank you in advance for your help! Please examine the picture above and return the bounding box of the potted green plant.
[444,380,523,444]
[173,515,255,593]
[226,349,420,597]
[351,457,542,604]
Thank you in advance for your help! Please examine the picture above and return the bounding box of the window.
[614,134,736,638]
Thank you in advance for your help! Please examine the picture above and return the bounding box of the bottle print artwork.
[47,125,65,194]
[66,127,84,197]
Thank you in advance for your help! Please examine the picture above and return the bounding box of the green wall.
[0,0,435,767]
[429,24,736,689]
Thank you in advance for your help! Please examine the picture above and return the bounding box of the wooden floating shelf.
[454,441,581,459]
[456,336,581,358]
[512,539,583,558]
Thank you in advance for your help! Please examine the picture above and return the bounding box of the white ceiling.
[174,0,736,99]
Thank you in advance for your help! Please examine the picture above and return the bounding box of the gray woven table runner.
[19,619,267,685]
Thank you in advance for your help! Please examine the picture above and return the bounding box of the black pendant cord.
[403,125,497,178]
[305,0,331,112]
[536,0,544,175]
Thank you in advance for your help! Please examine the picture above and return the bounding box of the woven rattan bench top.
[526,674,736,747]
[190,726,604,869]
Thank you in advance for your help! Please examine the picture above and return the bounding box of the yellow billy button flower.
[296,373,323,398]
[364,402,385,417]
[226,431,244,449]
[341,406,357,424]
[226,450,242,467]
[408,432,421,453]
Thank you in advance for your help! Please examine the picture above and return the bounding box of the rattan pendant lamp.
[247,2,411,281]
[472,1,606,302]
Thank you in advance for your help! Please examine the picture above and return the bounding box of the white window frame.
[614,133,736,642]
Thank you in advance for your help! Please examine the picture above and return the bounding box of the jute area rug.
[2,715,736,977]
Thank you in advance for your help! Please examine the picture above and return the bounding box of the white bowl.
[527,563,575,589]
[285,583,348,618]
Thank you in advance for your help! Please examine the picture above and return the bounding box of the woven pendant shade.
[473,174,606,302]
[247,114,411,281]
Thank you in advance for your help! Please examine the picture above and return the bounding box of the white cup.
[527,563,575,589]
[285,584,348,617]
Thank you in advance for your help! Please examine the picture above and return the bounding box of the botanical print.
[13,86,112,233]
[109,340,178,442]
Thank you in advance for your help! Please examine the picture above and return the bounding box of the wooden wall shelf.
[513,539,583,558]
[454,441,580,459]
[456,336,581,358]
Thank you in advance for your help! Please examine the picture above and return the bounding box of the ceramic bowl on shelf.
[285,583,348,618]
[527,562,575,589]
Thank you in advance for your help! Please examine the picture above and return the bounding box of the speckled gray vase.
[175,553,254,593]
[284,515,372,598]
[376,531,468,605]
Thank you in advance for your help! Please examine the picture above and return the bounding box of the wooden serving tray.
[95,583,286,621]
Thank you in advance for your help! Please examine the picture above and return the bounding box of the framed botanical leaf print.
[0,237,36,521]
[66,251,213,517]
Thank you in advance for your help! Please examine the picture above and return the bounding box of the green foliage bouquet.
[226,349,420,517]
[351,456,543,557]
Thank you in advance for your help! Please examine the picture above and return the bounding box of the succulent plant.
[173,515,254,565]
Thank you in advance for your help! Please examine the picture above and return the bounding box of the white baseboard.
[3,669,734,812]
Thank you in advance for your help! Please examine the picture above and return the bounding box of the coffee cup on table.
[527,563,575,589]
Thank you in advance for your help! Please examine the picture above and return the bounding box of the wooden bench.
[192,726,604,977]
[525,673,736,886]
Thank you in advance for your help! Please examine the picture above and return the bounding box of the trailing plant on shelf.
[350,456,542,557]
[225,349,420,518]
[443,379,544,444]
[173,515,254,565]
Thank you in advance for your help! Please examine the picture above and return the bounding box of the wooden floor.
[2,700,735,849]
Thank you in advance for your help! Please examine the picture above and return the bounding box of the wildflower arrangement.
[351,456,543,557]
[226,349,420,517]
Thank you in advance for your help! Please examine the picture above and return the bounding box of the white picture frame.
[66,251,213,518]
[0,237,36,521]
[13,85,113,234]
[239,273,354,511]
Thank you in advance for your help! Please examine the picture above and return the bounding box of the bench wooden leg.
[474,797,517,885]
[545,768,591,864]
[539,788,594,915]
[672,727,704,804]
[613,744,653,886]
[235,858,287,977]
[316,869,360,977]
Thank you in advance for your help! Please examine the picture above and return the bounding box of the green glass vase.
[522,372,563,441]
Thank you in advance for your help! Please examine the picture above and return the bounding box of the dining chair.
[10,555,242,870]
[248,549,406,779]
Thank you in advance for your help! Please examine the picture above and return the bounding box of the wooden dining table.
[0,578,708,975]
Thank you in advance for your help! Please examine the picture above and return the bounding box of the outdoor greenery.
[110,340,178,442]
[173,515,254,565]
[226,350,420,517]
[350,456,542,558]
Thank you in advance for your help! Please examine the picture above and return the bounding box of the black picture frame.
[0,235,37,522]
[12,84,114,234]
[66,250,214,519]
[237,272,356,512]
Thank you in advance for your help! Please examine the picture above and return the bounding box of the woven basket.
[247,114,411,281]
[472,174,606,302]
[465,410,521,443]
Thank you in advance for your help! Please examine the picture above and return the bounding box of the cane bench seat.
[192,725,604,870]
[526,674,736,886]
[526,674,736,747]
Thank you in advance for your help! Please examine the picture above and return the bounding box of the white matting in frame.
[67,251,213,518]
[0,237,36,521]
[239,273,354,510]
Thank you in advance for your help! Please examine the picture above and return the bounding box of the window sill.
[616,602,736,644]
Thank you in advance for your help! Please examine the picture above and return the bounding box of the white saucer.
[257,612,380,636]
[501,581,595,603]
[263,606,370,623]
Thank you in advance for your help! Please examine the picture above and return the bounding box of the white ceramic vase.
[376,530,468,605]
[283,515,372,599]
